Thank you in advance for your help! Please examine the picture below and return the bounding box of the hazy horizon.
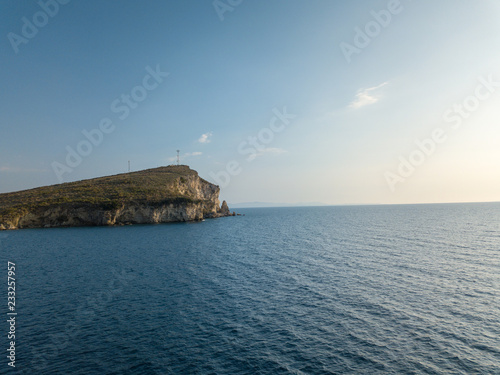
[2,0,500,206]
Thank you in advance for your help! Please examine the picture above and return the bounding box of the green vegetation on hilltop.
[0,165,204,221]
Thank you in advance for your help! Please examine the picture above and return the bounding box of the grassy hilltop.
[0,165,212,222]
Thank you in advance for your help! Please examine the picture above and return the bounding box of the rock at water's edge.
[219,200,230,216]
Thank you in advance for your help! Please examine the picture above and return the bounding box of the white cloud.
[349,82,388,109]
[198,132,212,143]
[247,147,287,161]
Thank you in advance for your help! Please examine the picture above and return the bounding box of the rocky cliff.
[0,165,233,230]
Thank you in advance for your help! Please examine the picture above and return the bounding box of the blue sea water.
[2,203,500,374]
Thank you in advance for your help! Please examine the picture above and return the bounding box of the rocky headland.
[0,165,234,230]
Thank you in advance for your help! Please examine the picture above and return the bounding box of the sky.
[1,0,500,206]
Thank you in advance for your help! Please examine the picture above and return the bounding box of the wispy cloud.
[186,152,202,157]
[168,152,203,162]
[248,147,287,161]
[198,132,212,143]
[349,82,388,109]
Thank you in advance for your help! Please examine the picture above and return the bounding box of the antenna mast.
[128,160,130,172]
[176,150,180,166]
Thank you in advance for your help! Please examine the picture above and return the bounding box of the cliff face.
[5,200,221,229]
[0,166,233,230]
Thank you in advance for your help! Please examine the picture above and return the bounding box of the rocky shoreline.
[0,166,236,230]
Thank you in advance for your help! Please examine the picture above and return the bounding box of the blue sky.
[1,0,500,205]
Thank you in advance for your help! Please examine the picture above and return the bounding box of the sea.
[2,203,500,374]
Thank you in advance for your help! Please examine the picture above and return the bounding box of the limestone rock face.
[219,200,230,216]
[0,166,234,230]
[14,202,209,229]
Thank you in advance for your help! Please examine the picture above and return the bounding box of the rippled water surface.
[3,203,500,374]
